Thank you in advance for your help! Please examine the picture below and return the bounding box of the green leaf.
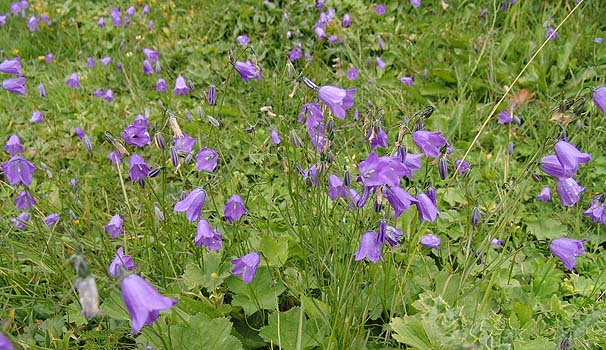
[390,316,432,350]
[226,267,286,315]
[300,295,330,322]
[259,307,325,350]
[139,313,243,350]
[524,216,567,240]
[182,251,230,291]
[259,235,289,267]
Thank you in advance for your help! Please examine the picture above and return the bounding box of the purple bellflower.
[269,128,281,145]
[2,77,26,94]
[412,130,447,158]
[14,190,35,210]
[30,110,43,124]
[553,140,591,177]
[400,76,413,86]
[421,234,440,249]
[231,252,260,284]
[2,155,35,186]
[583,197,606,224]
[536,186,551,202]
[27,16,38,31]
[342,13,351,27]
[173,75,189,95]
[415,191,439,223]
[455,159,470,174]
[354,231,382,262]
[550,238,585,270]
[4,134,23,155]
[10,212,29,230]
[0,57,22,75]
[375,4,386,15]
[120,274,177,335]
[195,147,218,172]
[44,213,59,227]
[122,124,150,147]
[327,174,347,200]
[105,214,124,238]
[108,247,137,278]
[39,82,46,97]
[384,185,417,218]
[109,8,121,27]
[317,85,355,119]
[358,153,407,187]
[194,219,222,251]
[369,127,388,150]
[555,177,584,207]
[207,85,216,106]
[224,194,246,223]
[65,73,80,88]
[86,57,95,68]
[128,154,150,181]
[174,133,195,154]
[410,0,421,8]
[142,60,153,75]
[156,78,167,92]
[236,34,250,46]
[0,332,14,349]
[346,67,358,80]
[234,61,261,81]
[174,188,206,222]
[593,86,606,114]
[98,17,105,28]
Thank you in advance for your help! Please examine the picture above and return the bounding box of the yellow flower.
[38,56,46,62]
[11,49,19,55]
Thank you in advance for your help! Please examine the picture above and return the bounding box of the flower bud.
[438,158,448,180]
[471,206,481,227]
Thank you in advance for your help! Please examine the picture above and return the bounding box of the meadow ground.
[1,0,606,349]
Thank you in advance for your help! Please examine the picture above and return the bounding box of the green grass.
[1,0,606,349]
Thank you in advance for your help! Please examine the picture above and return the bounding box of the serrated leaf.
[259,307,324,350]
[226,267,285,315]
[259,235,289,267]
[182,251,231,291]
[524,217,567,240]
[390,316,432,349]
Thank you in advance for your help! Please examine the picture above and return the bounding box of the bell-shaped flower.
[65,73,80,88]
[195,147,218,172]
[384,185,417,218]
[2,77,26,95]
[231,252,260,284]
[234,61,261,81]
[354,231,382,262]
[583,197,606,224]
[224,194,246,223]
[0,332,14,349]
[174,188,206,222]
[412,130,447,158]
[194,219,222,251]
[536,186,551,202]
[14,190,35,210]
[4,134,23,155]
[10,212,29,230]
[420,234,440,249]
[120,274,177,334]
[415,191,439,223]
[317,85,355,119]
[173,75,189,95]
[553,140,591,178]
[327,174,347,200]
[550,238,585,270]
[105,214,124,238]
[108,247,137,278]
[592,86,606,114]
[2,155,35,186]
[555,177,584,207]
[0,57,22,75]
[128,154,150,181]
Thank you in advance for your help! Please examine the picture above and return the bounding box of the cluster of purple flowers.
[539,140,590,206]
[0,57,26,95]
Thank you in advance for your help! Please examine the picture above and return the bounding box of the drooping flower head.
[415,191,439,223]
[2,155,35,186]
[14,190,35,210]
[2,77,26,94]
[108,247,137,278]
[174,188,206,222]
[194,219,222,251]
[231,252,260,284]
[105,214,124,238]
[412,130,447,158]
[234,61,261,81]
[0,57,22,75]
[346,67,358,80]
[375,4,386,15]
[143,48,159,62]
[30,110,43,124]
[156,78,167,92]
[354,231,382,262]
[224,194,246,224]
[4,134,23,155]
[420,234,440,249]
[342,13,351,27]
[555,177,584,207]
[44,213,59,227]
[593,86,606,114]
[536,186,551,202]
[553,140,591,178]
[10,212,29,230]
[120,274,177,334]
[358,153,407,187]
[128,154,150,181]
[327,174,347,201]
[65,73,80,88]
[173,75,189,95]
[384,185,417,218]
[550,238,585,270]
[236,34,250,46]
[583,196,606,224]
[400,76,413,86]
[317,85,355,119]
[195,147,218,172]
